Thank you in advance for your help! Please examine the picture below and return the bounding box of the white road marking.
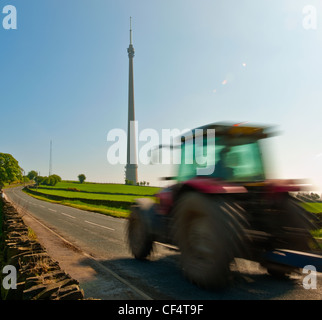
[60,212,76,219]
[84,220,115,231]
[155,241,179,251]
[48,208,57,212]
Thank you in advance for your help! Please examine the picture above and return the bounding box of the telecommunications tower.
[125,17,138,184]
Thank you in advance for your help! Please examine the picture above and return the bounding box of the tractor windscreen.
[177,135,265,182]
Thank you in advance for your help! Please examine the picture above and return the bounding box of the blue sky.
[1,0,322,189]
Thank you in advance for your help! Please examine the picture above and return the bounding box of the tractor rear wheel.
[173,192,248,289]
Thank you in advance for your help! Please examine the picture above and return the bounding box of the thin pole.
[130,17,132,45]
[49,140,52,176]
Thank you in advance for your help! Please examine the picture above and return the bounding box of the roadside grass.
[312,229,322,239]
[31,187,153,202]
[3,182,31,190]
[301,203,322,245]
[28,227,38,241]
[23,188,132,219]
[23,181,160,219]
[60,200,131,218]
[301,202,322,214]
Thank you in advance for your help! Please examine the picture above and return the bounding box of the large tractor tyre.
[127,205,153,260]
[173,192,249,289]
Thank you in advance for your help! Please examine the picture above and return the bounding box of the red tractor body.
[127,123,321,288]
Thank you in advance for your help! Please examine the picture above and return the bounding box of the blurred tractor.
[127,123,321,289]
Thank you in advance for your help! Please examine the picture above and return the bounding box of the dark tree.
[78,174,86,184]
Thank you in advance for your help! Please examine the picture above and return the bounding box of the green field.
[33,188,155,202]
[301,202,322,214]
[24,181,161,218]
[300,202,322,243]
[38,181,160,196]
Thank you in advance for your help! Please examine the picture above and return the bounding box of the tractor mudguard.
[182,177,247,194]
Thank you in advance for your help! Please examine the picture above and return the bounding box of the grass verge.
[37,181,160,196]
[23,189,131,219]
[301,202,322,214]
[31,187,151,202]
[23,181,160,219]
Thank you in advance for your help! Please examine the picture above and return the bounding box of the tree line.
[26,170,62,186]
[0,153,62,188]
[0,153,23,188]
[35,174,62,186]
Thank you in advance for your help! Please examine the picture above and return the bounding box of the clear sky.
[1,0,322,190]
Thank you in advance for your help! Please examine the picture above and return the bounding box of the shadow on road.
[77,253,300,300]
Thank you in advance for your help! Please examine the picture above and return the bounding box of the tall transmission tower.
[125,17,138,185]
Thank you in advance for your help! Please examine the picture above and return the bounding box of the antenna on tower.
[130,16,132,45]
[49,140,52,176]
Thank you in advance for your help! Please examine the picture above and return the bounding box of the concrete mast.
[125,17,138,185]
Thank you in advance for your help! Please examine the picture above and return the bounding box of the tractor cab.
[176,123,270,183]
[167,122,278,189]
[156,123,276,215]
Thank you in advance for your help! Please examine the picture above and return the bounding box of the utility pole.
[49,140,52,176]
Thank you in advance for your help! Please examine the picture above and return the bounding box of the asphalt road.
[4,187,322,300]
